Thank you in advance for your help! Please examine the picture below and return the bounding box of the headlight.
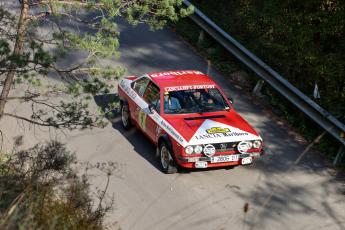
[203,144,216,157]
[247,141,253,149]
[185,146,194,154]
[237,141,251,153]
[194,145,203,154]
[253,140,262,149]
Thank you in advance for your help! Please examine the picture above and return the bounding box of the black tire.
[120,102,132,130]
[159,142,178,174]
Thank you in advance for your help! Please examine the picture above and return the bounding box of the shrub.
[0,140,113,230]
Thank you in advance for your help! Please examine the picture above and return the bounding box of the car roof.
[147,70,216,89]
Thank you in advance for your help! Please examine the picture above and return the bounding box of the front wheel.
[120,102,132,130]
[159,142,178,174]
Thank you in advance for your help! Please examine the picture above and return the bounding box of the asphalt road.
[1,3,345,229]
[70,20,345,230]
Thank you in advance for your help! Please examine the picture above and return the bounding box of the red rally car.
[118,70,264,173]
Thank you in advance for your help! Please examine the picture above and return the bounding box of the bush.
[0,140,113,230]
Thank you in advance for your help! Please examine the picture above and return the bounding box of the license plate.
[241,157,253,165]
[211,155,239,163]
[195,161,208,168]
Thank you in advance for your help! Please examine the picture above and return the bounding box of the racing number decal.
[138,110,147,130]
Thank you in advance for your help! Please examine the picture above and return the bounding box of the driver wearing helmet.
[163,91,181,112]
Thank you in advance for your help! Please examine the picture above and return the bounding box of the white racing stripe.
[119,78,188,147]
[188,119,261,145]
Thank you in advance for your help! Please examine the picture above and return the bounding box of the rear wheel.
[121,102,132,130]
[159,142,178,174]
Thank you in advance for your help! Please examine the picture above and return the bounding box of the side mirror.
[228,97,234,104]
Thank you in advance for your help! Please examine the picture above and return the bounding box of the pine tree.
[0,0,193,129]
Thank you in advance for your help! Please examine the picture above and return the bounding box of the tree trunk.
[0,0,29,119]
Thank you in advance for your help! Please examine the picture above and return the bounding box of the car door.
[142,81,161,142]
[130,76,150,124]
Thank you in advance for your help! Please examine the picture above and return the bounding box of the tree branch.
[0,128,3,153]
[31,98,64,113]
[4,112,100,128]
[27,11,50,21]
[3,112,54,126]
[0,93,40,101]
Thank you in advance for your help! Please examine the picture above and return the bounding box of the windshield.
[163,88,230,114]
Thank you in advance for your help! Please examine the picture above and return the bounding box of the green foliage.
[0,0,192,129]
[0,141,113,230]
[0,2,180,228]
[190,0,345,123]
[29,100,107,130]
[0,39,10,55]
[32,47,55,68]
[176,1,344,165]
[122,0,194,30]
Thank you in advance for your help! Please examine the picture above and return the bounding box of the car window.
[133,77,150,96]
[143,81,160,113]
[163,88,229,114]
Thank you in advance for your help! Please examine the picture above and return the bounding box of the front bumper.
[178,152,261,163]
[177,151,263,168]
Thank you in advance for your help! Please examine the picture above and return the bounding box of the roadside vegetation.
[0,0,193,228]
[0,0,193,128]
[0,139,115,230]
[174,0,344,166]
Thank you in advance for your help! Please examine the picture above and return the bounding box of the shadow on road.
[94,94,162,172]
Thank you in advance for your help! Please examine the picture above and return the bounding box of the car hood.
[163,110,261,145]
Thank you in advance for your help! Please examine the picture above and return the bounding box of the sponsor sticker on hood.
[206,127,230,134]
[188,119,260,145]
